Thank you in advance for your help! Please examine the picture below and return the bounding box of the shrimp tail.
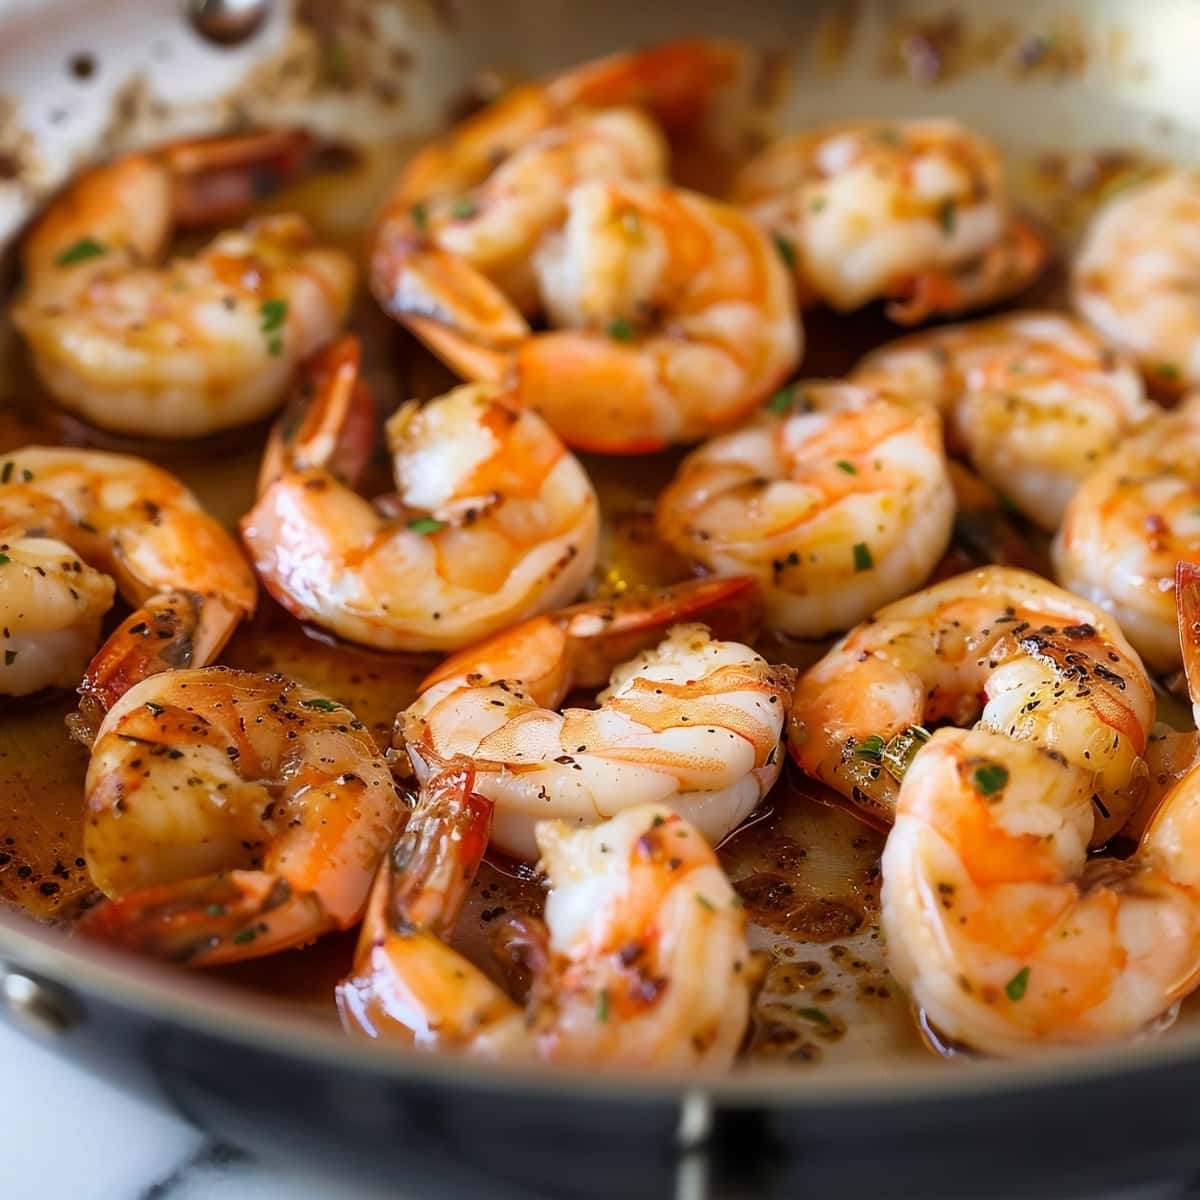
[70,591,245,745]
[417,574,763,707]
[337,762,508,1042]
[257,336,377,493]
[369,244,529,380]
[77,869,332,966]
[887,218,1052,325]
[546,37,749,135]
[1177,560,1200,711]
[159,128,342,228]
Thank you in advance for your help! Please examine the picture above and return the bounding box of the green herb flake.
[596,988,610,1022]
[260,298,288,335]
[407,516,447,534]
[55,236,108,267]
[0,554,10,566]
[410,202,429,231]
[853,541,873,572]
[325,38,350,84]
[772,231,798,269]
[0,463,11,484]
[205,904,227,917]
[4,650,16,666]
[607,317,635,342]
[300,698,341,712]
[267,336,283,357]
[696,893,716,912]
[973,762,1009,796]
[231,927,258,945]
[798,1006,831,1025]
[766,386,795,414]
[451,196,479,220]
[1157,362,1181,381]
[809,196,827,213]
[937,199,957,236]
[853,734,885,763]
[1005,966,1031,1002]
[20,469,32,483]
[835,459,858,475]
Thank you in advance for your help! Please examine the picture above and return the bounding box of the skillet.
[3,1,1200,1195]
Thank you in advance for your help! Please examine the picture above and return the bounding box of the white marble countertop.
[0,1020,389,1200]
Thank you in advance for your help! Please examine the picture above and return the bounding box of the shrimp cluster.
[241,337,599,651]
[370,42,800,451]
[655,381,955,636]
[17,32,1200,1073]
[338,763,753,1068]
[13,131,355,439]
[731,119,1049,322]
[398,577,795,859]
[852,312,1154,531]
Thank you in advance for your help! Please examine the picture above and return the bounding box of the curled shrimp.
[879,562,1200,1055]
[1053,400,1200,673]
[376,171,800,453]
[397,577,794,859]
[788,566,1154,846]
[12,130,355,438]
[0,447,254,734]
[338,762,752,1068]
[78,667,403,965]
[655,381,954,637]
[852,311,1154,531]
[1073,169,1200,394]
[730,119,1049,323]
[241,337,599,652]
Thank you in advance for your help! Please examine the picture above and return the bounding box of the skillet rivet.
[0,962,78,1036]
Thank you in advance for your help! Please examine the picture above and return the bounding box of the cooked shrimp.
[398,576,793,859]
[241,338,598,652]
[338,762,752,1068]
[1074,169,1200,393]
[852,312,1154,531]
[0,447,255,731]
[376,171,801,452]
[1052,400,1200,673]
[12,130,355,438]
[730,119,1049,323]
[78,667,403,965]
[655,381,954,637]
[879,562,1200,1055]
[789,566,1154,846]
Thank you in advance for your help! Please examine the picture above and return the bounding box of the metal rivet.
[186,0,272,46]
[0,962,78,1036]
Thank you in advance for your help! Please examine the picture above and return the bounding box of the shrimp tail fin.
[258,335,377,493]
[70,591,245,745]
[1177,560,1200,715]
[337,761,510,1043]
[370,244,528,383]
[77,869,333,966]
[161,128,347,228]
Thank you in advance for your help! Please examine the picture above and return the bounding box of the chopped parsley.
[766,386,795,413]
[853,734,885,763]
[300,698,341,712]
[1005,965,1030,1001]
[260,298,288,357]
[55,236,108,267]
[853,541,873,572]
[937,200,957,235]
[772,231,797,269]
[595,988,610,1022]
[407,516,447,534]
[1,462,12,484]
[696,894,716,912]
[798,1007,831,1025]
[973,762,1009,796]
[410,202,428,230]
[451,196,479,220]
[4,650,16,666]
[1157,362,1181,382]
[231,927,258,945]
[835,459,857,475]
[0,554,10,566]
[607,317,635,342]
